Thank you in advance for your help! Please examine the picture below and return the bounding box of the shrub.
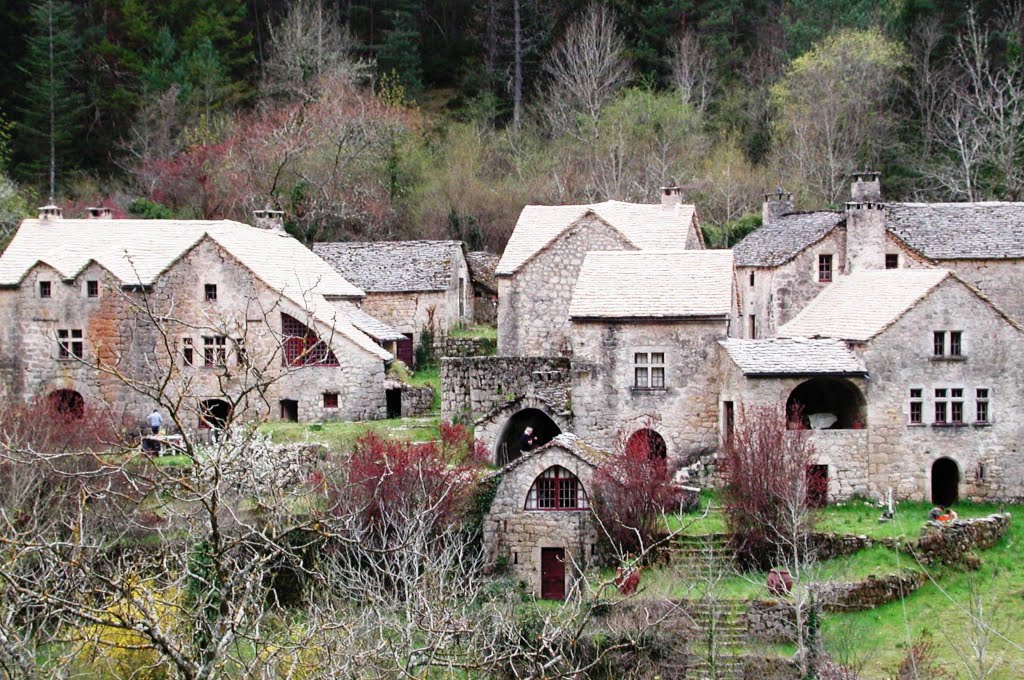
[439,421,489,466]
[0,395,132,453]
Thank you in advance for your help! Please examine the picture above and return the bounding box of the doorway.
[386,388,402,419]
[540,548,566,600]
[396,333,414,366]
[280,399,299,422]
[199,399,231,430]
[932,458,960,506]
[806,465,829,508]
[495,408,562,465]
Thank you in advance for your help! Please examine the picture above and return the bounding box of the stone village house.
[313,240,474,365]
[0,207,404,427]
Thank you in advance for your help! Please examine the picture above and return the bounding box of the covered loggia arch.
[786,377,867,430]
[199,399,232,430]
[931,457,961,506]
[479,397,570,467]
[47,389,85,419]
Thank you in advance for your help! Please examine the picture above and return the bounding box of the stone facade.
[482,438,600,597]
[359,288,466,351]
[942,258,1024,323]
[497,216,634,357]
[441,356,572,423]
[0,237,388,425]
[572,319,728,465]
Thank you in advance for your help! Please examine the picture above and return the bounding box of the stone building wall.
[359,290,450,350]
[497,216,634,357]
[571,320,726,465]
[860,277,1024,501]
[943,258,1024,324]
[440,356,572,422]
[434,335,496,358]
[0,238,387,425]
[482,446,598,596]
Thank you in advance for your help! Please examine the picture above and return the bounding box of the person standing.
[520,426,538,453]
[147,409,164,435]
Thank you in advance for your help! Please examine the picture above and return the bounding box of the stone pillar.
[845,202,886,272]
[762,191,794,225]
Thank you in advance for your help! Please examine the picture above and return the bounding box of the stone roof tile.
[733,212,844,267]
[885,202,1024,259]
[466,251,499,293]
[720,338,866,376]
[312,240,464,292]
[569,250,734,319]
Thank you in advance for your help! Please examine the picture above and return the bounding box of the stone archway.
[625,428,668,459]
[495,408,562,466]
[47,389,85,420]
[787,377,867,430]
[931,457,960,506]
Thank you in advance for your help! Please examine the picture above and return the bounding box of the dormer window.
[39,281,51,298]
[205,284,218,302]
[86,280,99,298]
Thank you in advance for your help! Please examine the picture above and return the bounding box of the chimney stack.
[86,206,113,219]
[253,208,285,232]
[38,204,63,221]
[660,183,683,209]
[851,172,882,202]
[762,190,794,225]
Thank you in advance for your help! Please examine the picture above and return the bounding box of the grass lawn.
[448,324,497,340]
[260,416,441,450]
[407,364,442,411]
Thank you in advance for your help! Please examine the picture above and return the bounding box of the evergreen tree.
[378,4,424,99]
[14,0,84,195]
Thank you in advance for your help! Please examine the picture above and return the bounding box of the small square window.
[885,254,899,269]
[86,280,99,298]
[39,281,51,298]
[57,328,84,359]
[204,284,218,302]
[818,254,833,283]
[909,388,923,424]
[324,392,339,409]
[633,352,666,389]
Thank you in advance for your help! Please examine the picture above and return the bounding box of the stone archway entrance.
[625,428,668,459]
[47,389,85,419]
[199,399,231,430]
[787,377,867,430]
[495,408,562,466]
[932,457,960,506]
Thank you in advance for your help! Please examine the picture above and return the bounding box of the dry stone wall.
[441,356,572,422]
[915,513,1011,565]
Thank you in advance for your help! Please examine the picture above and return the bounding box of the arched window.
[281,313,338,366]
[525,466,588,511]
[625,429,667,459]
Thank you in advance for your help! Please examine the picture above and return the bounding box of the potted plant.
[767,567,793,596]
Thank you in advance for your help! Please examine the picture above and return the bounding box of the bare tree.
[538,2,633,139]
[670,31,717,114]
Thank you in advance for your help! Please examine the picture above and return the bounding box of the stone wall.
[946,258,1024,324]
[440,355,572,422]
[815,572,925,612]
[435,335,496,358]
[384,379,435,417]
[915,513,1011,565]
[482,445,598,596]
[497,215,635,357]
[0,238,388,425]
[742,600,797,644]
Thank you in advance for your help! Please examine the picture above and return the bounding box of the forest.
[0,0,1022,252]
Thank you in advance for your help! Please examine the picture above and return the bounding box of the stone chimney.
[38,204,62,221]
[851,171,882,202]
[762,190,795,225]
[253,208,285,232]
[660,183,684,209]
[845,200,887,272]
[86,206,113,219]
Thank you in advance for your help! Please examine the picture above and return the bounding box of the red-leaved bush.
[0,395,133,453]
[591,432,681,558]
[720,405,823,570]
[336,432,475,530]
[438,421,490,466]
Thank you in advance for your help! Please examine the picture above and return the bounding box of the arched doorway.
[932,458,960,506]
[625,429,667,459]
[199,399,231,430]
[47,389,84,419]
[787,378,867,430]
[495,408,561,466]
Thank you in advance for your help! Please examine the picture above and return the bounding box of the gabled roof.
[466,251,499,293]
[733,212,844,267]
[885,202,1024,260]
[496,201,698,275]
[569,250,734,320]
[777,269,951,342]
[0,219,390,359]
[312,240,465,292]
[720,338,867,377]
[492,433,611,479]
[333,301,406,342]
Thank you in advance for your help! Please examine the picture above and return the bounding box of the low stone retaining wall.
[810,532,875,561]
[742,599,796,644]
[434,335,496,358]
[915,513,1011,566]
[440,356,572,421]
[814,571,925,612]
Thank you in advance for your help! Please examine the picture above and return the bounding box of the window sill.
[929,356,966,362]
[525,508,588,513]
[931,422,969,428]
[631,387,667,393]
[55,357,84,362]
[907,422,926,427]
[972,422,993,427]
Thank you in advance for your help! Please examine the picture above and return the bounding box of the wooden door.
[397,334,414,366]
[540,548,565,600]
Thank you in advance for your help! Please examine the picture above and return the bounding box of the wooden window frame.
[976,388,990,424]
[818,254,833,283]
[525,466,588,511]
[203,335,227,367]
[39,280,51,298]
[86,280,99,298]
[633,352,666,389]
[204,284,218,302]
[885,253,899,269]
[57,329,84,360]
[909,388,923,425]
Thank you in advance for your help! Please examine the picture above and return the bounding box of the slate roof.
[333,301,406,342]
[496,201,698,275]
[885,202,1024,260]
[491,433,611,479]
[777,269,950,342]
[0,218,391,360]
[312,240,464,292]
[732,212,844,267]
[569,250,734,319]
[466,251,499,293]
[720,338,866,377]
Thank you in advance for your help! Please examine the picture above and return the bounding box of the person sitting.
[928,506,943,521]
[520,426,538,453]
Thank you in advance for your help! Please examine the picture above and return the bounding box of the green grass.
[448,324,497,340]
[407,364,442,411]
[260,416,441,450]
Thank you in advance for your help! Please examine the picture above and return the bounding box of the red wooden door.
[397,334,414,366]
[540,548,566,600]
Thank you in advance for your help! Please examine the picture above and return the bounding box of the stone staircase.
[684,598,748,680]
[669,533,737,580]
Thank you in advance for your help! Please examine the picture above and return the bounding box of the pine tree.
[14,0,83,196]
[378,4,424,99]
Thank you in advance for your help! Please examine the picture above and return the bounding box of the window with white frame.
[950,388,964,423]
[633,352,665,389]
[909,388,923,424]
[933,330,963,358]
[934,388,948,424]
[203,336,227,367]
[57,329,84,359]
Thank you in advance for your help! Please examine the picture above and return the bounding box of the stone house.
[483,433,607,599]
[466,250,499,325]
[0,207,397,426]
[569,250,737,464]
[720,269,1024,503]
[313,240,473,365]
[735,173,1024,337]
[495,189,705,357]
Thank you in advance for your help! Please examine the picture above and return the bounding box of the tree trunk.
[513,0,522,129]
